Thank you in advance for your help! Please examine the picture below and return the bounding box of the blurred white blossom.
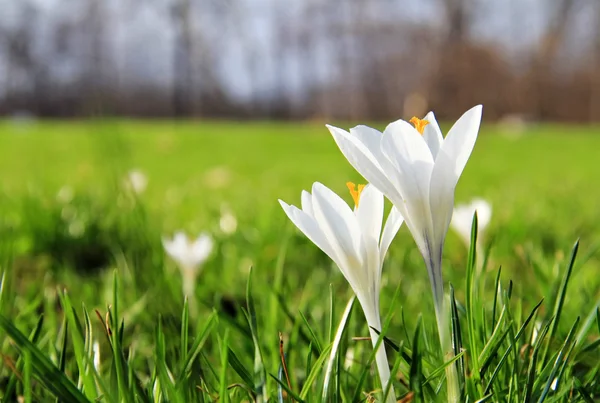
[125,169,148,194]
[162,231,213,315]
[451,198,492,248]
[163,232,213,277]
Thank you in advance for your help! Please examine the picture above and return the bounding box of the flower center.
[346,182,365,207]
[409,116,429,134]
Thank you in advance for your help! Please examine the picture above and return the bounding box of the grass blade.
[322,296,355,402]
[541,240,578,366]
[0,314,90,403]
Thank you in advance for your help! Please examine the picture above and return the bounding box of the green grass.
[0,119,599,401]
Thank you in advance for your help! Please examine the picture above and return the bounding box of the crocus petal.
[310,182,364,276]
[422,111,443,159]
[349,125,387,161]
[427,163,455,253]
[354,184,384,290]
[326,125,404,207]
[429,105,482,248]
[279,200,338,263]
[381,119,435,250]
[433,105,482,188]
[379,206,404,263]
[354,184,384,245]
[380,119,435,211]
[191,233,213,263]
[381,118,435,181]
[301,190,315,217]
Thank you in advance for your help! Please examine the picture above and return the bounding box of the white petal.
[434,105,482,186]
[300,190,314,217]
[423,111,443,159]
[382,118,435,170]
[279,199,338,263]
[354,184,384,291]
[354,184,384,245]
[429,105,482,247]
[380,119,435,205]
[191,233,213,264]
[379,206,404,263]
[428,168,455,252]
[310,183,364,275]
[162,232,188,261]
[326,124,404,206]
[381,119,435,248]
[349,125,387,161]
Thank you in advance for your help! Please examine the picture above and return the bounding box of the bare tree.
[0,2,43,113]
[590,0,600,121]
[80,0,110,115]
[171,0,193,116]
[529,0,582,119]
[441,0,474,45]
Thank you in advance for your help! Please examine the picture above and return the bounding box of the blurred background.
[1,0,600,121]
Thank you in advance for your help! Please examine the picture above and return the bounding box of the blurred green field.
[1,119,599,253]
[0,119,599,401]
[1,118,599,306]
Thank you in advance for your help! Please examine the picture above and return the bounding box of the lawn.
[0,118,599,401]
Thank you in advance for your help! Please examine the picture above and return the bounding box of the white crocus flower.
[327,105,482,402]
[162,232,213,314]
[451,198,492,249]
[280,182,403,401]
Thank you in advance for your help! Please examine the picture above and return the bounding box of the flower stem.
[426,249,461,403]
[181,268,198,317]
[364,307,396,403]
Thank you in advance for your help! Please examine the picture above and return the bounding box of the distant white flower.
[280,182,403,400]
[219,208,238,235]
[327,105,482,402]
[126,170,148,194]
[162,231,213,276]
[451,198,492,248]
[163,231,213,317]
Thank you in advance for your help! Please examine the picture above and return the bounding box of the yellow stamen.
[346,182,365,207]
[409,116,429,134]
